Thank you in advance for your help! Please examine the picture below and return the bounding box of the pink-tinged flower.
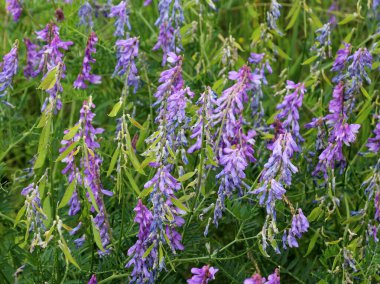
[187,265,218,284]
[0,41,18,108]
[367,118,380,153]
[109,1,130,37]
[266,269,280,284]
[87,274,97,284]
[244,273,266,284]
[6,0,22,22]
[74,32,101,89]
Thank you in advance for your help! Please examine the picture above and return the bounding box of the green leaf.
[107,148,120,177]
[58,181,76,209]
[14,204,26,227]
[87,187,100,213]
[63,124,80,140]
[308,206,323,222]
[108,101,122,117]
[127,114,145,130]
[355,101,373,125]
[304,229,320,257]
[139,186,153,199]
[37,65,59,90]
[205,145,218,167]
[338,14,356,25]
[56,141,80,162]
[91,218,105,252]
[167,143,176,159]
[212,78,225,94]
[301,55,319,65]
[143,243,154,259]
[58,241,80,269]
[34,117,52,169]
[177,170,197,182]
[43,197,52,226]
[125,169,141,195]
[159,244,164,263]
[360,86,371,100]
[137,118,150,151]
[171,198,189,212]
[286,4,301,30]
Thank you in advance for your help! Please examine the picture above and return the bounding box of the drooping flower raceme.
[153,0,184,65]
[187,265,218,284]
[0,41,18,108]
[24,38,41,78]
[6,0,22,22]
[78,1,94,29]
[283,208,309,248]
[212,65,260,226]
[113,37,139,92]
[74,32,101,89]
[276,81,306,142]
[60,97,113,254]
[109,1,130,37]
[267,0,283,35]
[126,200,154,283]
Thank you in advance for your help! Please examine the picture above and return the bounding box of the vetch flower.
[87,274,97,284]
[0,40,18,108]
[367,118,380,153]
[187,265,218,284]
[109,1,130,37]
[78,2,94,29]
[267,0,283,35]
[6,0,22,22]
[74,32,101,89]
[24,38,41,78]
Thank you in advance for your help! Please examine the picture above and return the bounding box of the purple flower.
[248,53,265,64]
[187,265,218,284]
[113,37,139,91]
[87,274,97,284]
[265,269,280,284]
[276,81,306,141]
[126,200,154,283]
[367,118,380,153]
[267,0,283,35]
[78,2,94,29]
[60,97,112,254]
[188,87,217,153]
[291,208,309,238]
[0,41,18,108]
[6,0,22,22]
[153,22,175,66]
[109,1,130,37]
[331,43,351,72]
[23,38,41,78]
[244,273,266,284]
[74,32,101,89]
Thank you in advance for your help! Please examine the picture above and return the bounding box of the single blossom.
[0,41,18,108]
[187,265,218,284]
[74,32,101,89]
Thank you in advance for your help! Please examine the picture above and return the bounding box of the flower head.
[109,1,130,37]
[187,265,218,284]
[6,0,22,21]
[78,2,94,29]
[0,41,18,108]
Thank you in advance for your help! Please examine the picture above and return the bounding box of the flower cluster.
[113,37,139,92]
[74,32,101,89]
[78,1,94,29]
[153,0,184,65]
[187,265,218,284]
[126,200,154,283]
[0,41,18,108]
[267,0,282,35]
[244,268,280,284]
[212,65,260,226]
[109,1,130,37]
[127,53,190,280]
[23,38,41,78]
[306,82,360,179]
[283,208,309,248]
[6,0,22,22]
[60,97,112,254]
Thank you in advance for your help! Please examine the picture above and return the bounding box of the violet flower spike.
[87,274,97,284]
[187,265,218,284]
[6,0,22,22]
[276,80,306,142]
[78,1,94,29]
[0,41,18,108]
[267,0,283,36]
[367,118,380,153]
[23,38,41,78]
[113,37,139,92]
[74,32,101,89]
[109,1,131,37]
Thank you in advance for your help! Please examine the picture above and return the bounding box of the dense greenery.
[1,0,380,283]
